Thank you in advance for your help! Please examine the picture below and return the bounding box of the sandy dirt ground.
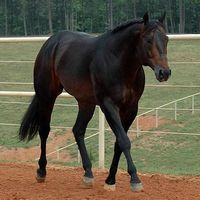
[0,163,200,200]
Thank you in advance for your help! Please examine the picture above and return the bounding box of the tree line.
[0,0,200,36]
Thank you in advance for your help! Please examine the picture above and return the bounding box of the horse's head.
[141,12,171,82]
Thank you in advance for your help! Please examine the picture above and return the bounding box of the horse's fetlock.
[38,158,47,168]
[105,177,116,185]
[130,174,141,184]
[37,168,46,178]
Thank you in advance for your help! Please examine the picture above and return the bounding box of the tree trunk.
[37,15,40,35]
[68,0,74,31]
[179,0,185,33]
[4,0,8,36]
[48,0,53,34]
[23,13,27,36]
[168,0,175,33]
[22,2,27,36]
[81,0,84,31]
[199,21,200,33]
[107,0,113,29]
[133,0,137,18]
[64,0,69,30]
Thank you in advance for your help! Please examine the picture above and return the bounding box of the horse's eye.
[147,39,152,45]
[148,50,153,58]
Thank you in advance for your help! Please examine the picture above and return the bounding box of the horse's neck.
[109,24,143,61]
[113,28,144,81]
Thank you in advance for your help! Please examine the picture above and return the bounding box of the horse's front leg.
[104,141,122,191]
[105,106,139,191]
[100,97,143,192]
[73,103,95,187]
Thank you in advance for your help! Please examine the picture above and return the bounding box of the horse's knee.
[118,136,131,152]
[114,142,122,153]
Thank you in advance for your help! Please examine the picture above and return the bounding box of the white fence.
[136,92,200,135]
[0,91,106,168]
[1,91,200,168]
[0,34,200,43]
[0,35,200,168]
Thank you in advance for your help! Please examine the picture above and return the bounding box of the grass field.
[0,39,200,175]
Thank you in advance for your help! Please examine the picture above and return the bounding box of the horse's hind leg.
[36,97,57,182]
[72,102,95,187]
[104,106,139,191]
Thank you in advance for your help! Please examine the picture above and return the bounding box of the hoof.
[130,182,144,192]
[36,175,46,183]
[83,176,94,188]
[104,183,116,191]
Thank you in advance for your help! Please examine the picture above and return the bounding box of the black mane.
[111,19,144,34]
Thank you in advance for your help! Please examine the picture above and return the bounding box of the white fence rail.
[136,92,200,136]
[0,91,105,168]
[1,91,200,168]
[0,91,72,98]
[0,34,200,43]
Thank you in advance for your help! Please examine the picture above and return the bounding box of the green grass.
[132,128,200,175]
[0,39,200,175]
[168,40,200,62]
[0,42,42,61]
[55,119,200,175]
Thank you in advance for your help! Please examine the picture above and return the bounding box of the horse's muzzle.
[155,68,171,82]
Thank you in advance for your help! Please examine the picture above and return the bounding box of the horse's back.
[55,31,96,67]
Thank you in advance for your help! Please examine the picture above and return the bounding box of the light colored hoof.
[83,176,94,188]
[130,182,144,192]
[104,183,116,191]
[36,176,46,183]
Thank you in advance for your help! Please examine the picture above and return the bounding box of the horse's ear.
[143,12,149,25]
[159,12,166,24]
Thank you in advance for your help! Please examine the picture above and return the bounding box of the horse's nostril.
[159,69,164,77]
[165,69,171,76]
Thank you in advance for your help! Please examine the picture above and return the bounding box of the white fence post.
[56,147,60,160]
[136,116,140,137]
[192,96,195,114]
[77,150,81,163]
[98,107,105,169]
[175,102,177,120]
[155,108,158,128]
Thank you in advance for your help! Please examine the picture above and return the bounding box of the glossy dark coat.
[19,13,171,191]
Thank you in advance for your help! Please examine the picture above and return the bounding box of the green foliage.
[0,0,199,36]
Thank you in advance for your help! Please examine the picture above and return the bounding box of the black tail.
[19,95,40,141]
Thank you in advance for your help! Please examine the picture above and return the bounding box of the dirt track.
[1,163,200,200]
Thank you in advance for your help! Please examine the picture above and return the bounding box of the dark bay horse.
[19,13,171,192]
